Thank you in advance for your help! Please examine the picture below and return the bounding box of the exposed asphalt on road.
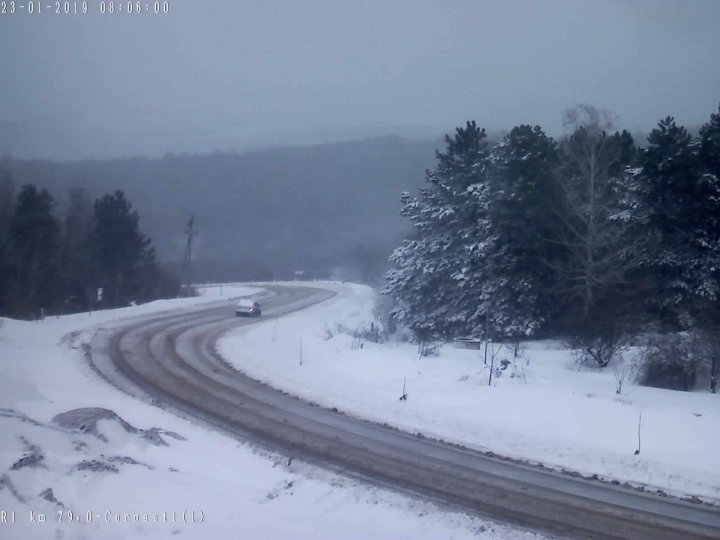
[89,284,720,540]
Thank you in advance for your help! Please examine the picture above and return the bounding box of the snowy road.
[90,284,720,540]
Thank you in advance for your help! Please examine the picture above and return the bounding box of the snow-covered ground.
[220,282,720,503]
[0,284,547,540]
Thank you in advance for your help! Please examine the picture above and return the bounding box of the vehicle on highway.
[235,299,262,317]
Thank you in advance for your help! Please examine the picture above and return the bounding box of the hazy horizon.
[2,0,719,160]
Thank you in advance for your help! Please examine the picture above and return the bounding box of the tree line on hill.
[0,181,179,319]
[383,104,720,392]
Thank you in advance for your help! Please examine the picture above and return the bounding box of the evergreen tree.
[130,241,180,303]
[609,130,639,177]
[487,125,562,338]
[60,187,93,311]
[0,171,16,313]
[697,105,720,292]
[699,103,720,178]
[634,117,720,325]
[89,190,155,307]
[696,104,720,392]
[8,184,61,317]
[385,121,494,339]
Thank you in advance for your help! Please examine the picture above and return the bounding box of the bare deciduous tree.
[547,105,641,367]
[552,105,631,314]
[613,362,629,395]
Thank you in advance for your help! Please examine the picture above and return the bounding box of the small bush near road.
[636,334,706,391]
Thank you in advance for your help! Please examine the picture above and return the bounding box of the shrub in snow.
[352,322,383,344]
[613,362,630,394]
[503,340,528,363]
[417,341,441,358]
[325,320,389,349]
[483,342,518,386]
[351,336,364,350]
[568,332,629,369]
[636,334,705,391]
[322,323,349,341]
[388,327,414,344]
[372,293,397,336]
[564,308,634,369]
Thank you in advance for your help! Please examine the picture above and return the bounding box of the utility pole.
[181,216,197,297]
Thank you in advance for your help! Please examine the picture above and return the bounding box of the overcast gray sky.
[1,0,719,160]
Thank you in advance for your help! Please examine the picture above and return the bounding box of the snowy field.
[220,282,720,503]
[0,284,547,540]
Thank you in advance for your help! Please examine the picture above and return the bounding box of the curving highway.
[89,284,720,540]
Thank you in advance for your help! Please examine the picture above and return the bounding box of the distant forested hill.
[2,136,440,283]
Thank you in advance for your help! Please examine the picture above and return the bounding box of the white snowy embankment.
[0,284,546,540]
[219,282,720,503]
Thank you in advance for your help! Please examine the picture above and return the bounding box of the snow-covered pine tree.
[698,105,720,291]
[384,121,494,340]
[60,188,93,312]
[487,125,561,340]
[385,208,462,340]
[9,185,62,317]
[700,104,720,178]
[697,105,720,305]
[633,116,720,327]
[89,190,156,308]
[695,105,720,392]
[0,171,15,315]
